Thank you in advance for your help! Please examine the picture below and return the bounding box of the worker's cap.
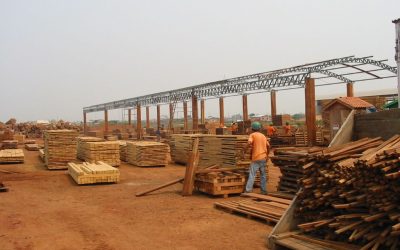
[251,122,261,130]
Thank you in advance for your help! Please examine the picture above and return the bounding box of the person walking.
[244,122,270,194]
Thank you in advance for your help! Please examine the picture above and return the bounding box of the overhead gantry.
[83,56,397,145]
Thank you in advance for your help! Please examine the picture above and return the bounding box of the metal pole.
[393,18,400,108]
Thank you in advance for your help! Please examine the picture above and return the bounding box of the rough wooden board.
[182,138,199,196]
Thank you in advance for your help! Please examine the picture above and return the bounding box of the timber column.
[146,106,150,129]
[346,83,354,97]
[137,104,142,139]
[169,103,174,130]
[156,105,161,129]
[305,78,316,146]
[242,94,248,121]
[219,97,224,127]
[183,101,188,130]
[83,111,87,135]
[200,99,205,124]
[104,110,109,135]
[270,90,277,121]
[128,109,132,126]
[192,95,198,130]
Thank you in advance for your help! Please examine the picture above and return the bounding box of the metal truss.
[83,56,397,113]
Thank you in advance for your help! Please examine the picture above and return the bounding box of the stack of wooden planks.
[271,147,323,194]
[79,141,120,167]
[118,141,127,162]
[44,130,78,169]
[13,134,25,144]
[215,193,292,224]
[0,149,24,163]
[126,141,168,167]
[77,136,105,160]
[1,140,18,149]
[68,161,120,185]
[24,143,39,151]
[294,136,400,249]
[194,167,246,197]
[24,139,36,144]
[169,134,197,164]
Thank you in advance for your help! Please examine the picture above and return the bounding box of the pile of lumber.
[194,167,246,197]
[44,130,78,169]
[24,139,36,144]
[77,136,105,160]
[25,143,39,151]
[79,141,120,167]
[13,134,25,144]
[118,141,127,161]
[126,141,168,167]
[0,149,24,163]
[1,140,18,149]
[271,147,323,194]
[215,193,292,223]
[169,134,197,164]
[295,136,400,249]
[68,161,120,185]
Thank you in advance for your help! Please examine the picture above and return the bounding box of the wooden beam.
[135,178,184,197]
[242,94,248,121]
[128,109,132,126]
[347,83,354,97]
[305,78,316,146]
[200,99,205,124]
[271,90,277,121]
[104,110,109,135]
[156,105,161,129]
[83,111,87,135]
[183,101,188,130]
[137,104,142,139]
[219,97,224,127]
[182,138,199,196]
[146,106,150,129]
[192,95,198,130]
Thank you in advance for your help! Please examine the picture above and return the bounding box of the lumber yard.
[1,2,400,250]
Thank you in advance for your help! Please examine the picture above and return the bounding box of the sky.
[0,0,399,122]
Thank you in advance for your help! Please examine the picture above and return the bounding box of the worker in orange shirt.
[243,122,270,194]
[265,124,277,137]
[231,122,238,135]
[283,122,292,135]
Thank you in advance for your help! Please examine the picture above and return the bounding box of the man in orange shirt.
[283,122,292,135]
[244,122,270,194]
[266,124,277,137]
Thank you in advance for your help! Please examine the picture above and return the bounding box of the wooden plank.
[135,178,184,197]
[182,138,199,196]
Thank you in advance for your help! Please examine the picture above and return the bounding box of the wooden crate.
[68,161,120,185]
[194,173,245,197]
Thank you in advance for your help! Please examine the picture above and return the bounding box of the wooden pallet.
[68,161,120,185]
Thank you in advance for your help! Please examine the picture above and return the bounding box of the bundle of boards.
[68,161,120,185]
[76,136,105,160]
[294,136,400,249]
[126,141,168,167]
[44,130,78,169]
[169,134,251,168]
[1,140,18,149]
[0,149,24,163]
[78,140,120,167]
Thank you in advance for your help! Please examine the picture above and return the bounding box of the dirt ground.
[0,145,281,250]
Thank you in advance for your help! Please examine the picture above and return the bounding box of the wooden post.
[104,110,109,135]
[83,111,87,135]
[156,105,161,129]
[242,94,248,121]
[183,101,188,130]
[192,95,198,130]
[347,83,354,97]
[200,99,205,124]
[305,78,316,146]
[271,90,277,122]
[146,106,150,129]
[137,104,142,139]
[128,109,132,126]
[219,97,224,127]
[169,103,174,130]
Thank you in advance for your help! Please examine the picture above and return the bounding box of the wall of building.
[353,109,400,140]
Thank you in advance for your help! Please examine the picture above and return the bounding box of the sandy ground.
[0,145,281,250]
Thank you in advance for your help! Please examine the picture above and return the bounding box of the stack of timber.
[118,141,127,162]
[271,147,323,194]
[79,141,120,167]
[169,134,198,164]
[13,134,25,144]
[76,136,105,160]
[295,130,324,146]
[215,193,292,224]
[68,161,120,185]
[24,139,36,144]
[126,141,168,167]
[194,167,246,197]
[44,130,78,169]
[1,140,18,149]
[25,143,39,151]
[0,149,24,163]
[293,136,400,249]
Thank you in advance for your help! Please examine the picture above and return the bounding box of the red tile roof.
[323,97,374,110]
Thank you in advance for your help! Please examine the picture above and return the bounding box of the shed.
[322,97,373,139]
